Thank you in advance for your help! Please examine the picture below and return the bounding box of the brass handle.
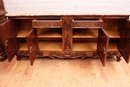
[30,46,32,53]
[5,40,8,46]
[103,47,106,54]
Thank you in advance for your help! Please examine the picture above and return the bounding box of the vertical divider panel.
[62,17,73,51]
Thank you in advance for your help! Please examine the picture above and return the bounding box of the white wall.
[3,0,130,14]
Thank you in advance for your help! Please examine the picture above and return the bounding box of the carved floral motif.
[33,22,61,28]
[64,35,71,50]
[73,22,102,28]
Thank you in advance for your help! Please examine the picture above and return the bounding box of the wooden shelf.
[108,42,118,51]
[105,29,120,38]
[73,40,97,51]
[38,28,62,38]
[39,41,62,51]
[73,29,98,38]
[17,30,30,38]
[19,42,28,51]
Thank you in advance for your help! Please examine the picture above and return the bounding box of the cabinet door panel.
[0,20,19,61]
[120,20,130,63]
[27,29,39,65]
[97,29,109,66]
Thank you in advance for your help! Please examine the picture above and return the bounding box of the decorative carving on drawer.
[32,21,61,28]
[64,35,71,50]
[73,22,102,28]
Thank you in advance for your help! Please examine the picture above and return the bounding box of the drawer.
[32,19,62,28]
[73,19,103,28]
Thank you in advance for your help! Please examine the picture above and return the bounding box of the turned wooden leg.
[116,56,121,62]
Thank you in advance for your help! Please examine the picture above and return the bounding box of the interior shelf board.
[19,42,28,51]
[108,42,118,51]
[38,28,62,38]
[17,30,30,38]
[73,41,97,51]
[105,29,120,38]
[39,41,62,51]
[73,29,98,38]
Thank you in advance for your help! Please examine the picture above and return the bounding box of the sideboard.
[0,15,130,66]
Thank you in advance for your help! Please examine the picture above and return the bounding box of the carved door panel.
[97,29,109,66]
[26,29,39,65]
[119,20,130,63]
[0,20,19,61]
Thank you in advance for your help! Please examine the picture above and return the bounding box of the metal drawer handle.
[103,47,106,54]
[30,46,32,53]
[5,40,8,46]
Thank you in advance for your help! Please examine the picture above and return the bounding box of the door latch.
[5,40,8,46]
[103,47,106,54]
[30,46,32,53]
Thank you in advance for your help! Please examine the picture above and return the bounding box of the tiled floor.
[0,56,130,87]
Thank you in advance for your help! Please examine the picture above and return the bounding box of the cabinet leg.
[16,56,21,60]
[116,56,121,62]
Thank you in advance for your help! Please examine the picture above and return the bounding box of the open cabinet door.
[119,20,130,63]
[97,29,109,66]
[26,29,39,65]
[0,20,19,61]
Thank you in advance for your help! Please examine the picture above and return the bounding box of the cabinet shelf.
[73,29,98,38]
[104,29,120,38]
[17,30,30,38]
[19,42,28,51]
[108,42,118,51]
[38,28,62,38]
[73,40,97,51]
[39,41,62,51]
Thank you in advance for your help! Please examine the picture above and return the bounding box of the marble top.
[6,6,130,16]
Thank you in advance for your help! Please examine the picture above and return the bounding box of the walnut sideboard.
[0,14,130,66]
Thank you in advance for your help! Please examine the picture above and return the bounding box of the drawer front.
[32,20,62,28]
[73,19,103,28]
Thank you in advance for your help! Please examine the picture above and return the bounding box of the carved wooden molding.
[73,22,102,28]
[63,18,72,51]
[49,52,62,58]
[17,51,29,56]
[107,52,118,57]
[74,52,86,59]
[32,21,61,28]
[64,35,71,50]
[48,51,99,59]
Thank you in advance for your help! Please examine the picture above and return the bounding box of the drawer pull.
[30,46,32,53]
[103,47,106,54]
[5,40,8,46]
